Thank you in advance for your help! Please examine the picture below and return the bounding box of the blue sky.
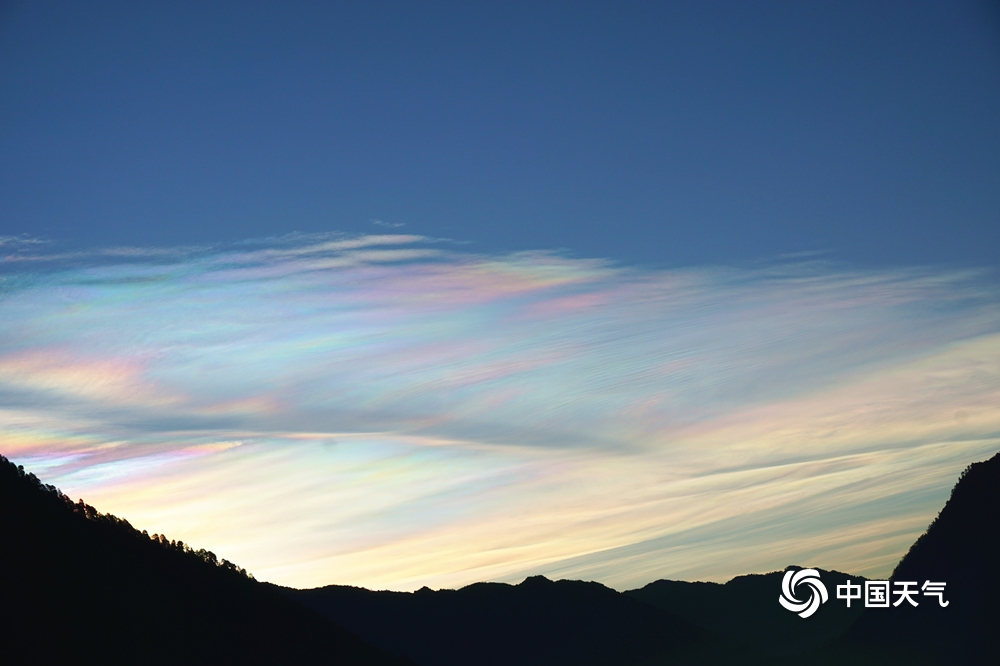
[2,1,998,267]
[1,2,999,591]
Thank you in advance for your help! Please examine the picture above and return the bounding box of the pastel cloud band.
[1,235,997,590]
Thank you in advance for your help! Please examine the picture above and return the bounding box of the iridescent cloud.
[1,235,998,590]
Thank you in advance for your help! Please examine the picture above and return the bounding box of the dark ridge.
[625,567,867,661]
[0,454,412,665]
[6,446,996,665]
[274,451,1000,666]
[835,451,1000,665]
[275,575,707,666]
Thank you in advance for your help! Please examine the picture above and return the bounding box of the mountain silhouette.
[4,449,996,665]
[0,454,411,665]
[280,452,1000,665]
[280,569,867,665]
[833,451,1000,665]
[277,576,709,666]
[625,568,866,662]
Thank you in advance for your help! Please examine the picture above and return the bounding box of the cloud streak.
[1,236,998,590]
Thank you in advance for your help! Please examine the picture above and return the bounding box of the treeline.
[0,454,251,578]
[0,452,411,665]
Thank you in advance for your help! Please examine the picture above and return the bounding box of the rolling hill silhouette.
[624,568,866,661]
[280,451,1000,665]
[278,569,865,665]
[276,576,708,666]
[3,450,996,665]
[0,455,411,665]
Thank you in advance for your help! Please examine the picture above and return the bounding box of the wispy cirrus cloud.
[1,235,998,590]
[0,234,49,247]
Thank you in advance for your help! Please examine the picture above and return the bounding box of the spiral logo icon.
[778,568,828,618]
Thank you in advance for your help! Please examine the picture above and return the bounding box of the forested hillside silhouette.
[4,450,997,665]
[832,451,1000,665]
[0,454,411,665]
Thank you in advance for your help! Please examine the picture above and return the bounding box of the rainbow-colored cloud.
[2,235,998,590]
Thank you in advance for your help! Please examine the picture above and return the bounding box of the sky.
[1,2,999,591]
